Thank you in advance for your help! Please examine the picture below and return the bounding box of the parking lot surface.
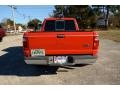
[0,35,120,84]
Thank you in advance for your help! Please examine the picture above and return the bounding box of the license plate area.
[31,49,45,57]
[53,56,68,64]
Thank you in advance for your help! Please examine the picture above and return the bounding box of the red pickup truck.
[23,18,99,66]
[0,25,6,42]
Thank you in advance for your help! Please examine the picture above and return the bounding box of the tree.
[92,5,109,29]
[52,5,97,29]
[52,5,120,29]
[109,6,120,28]
[0,18,14,29]
[92,5,120,29]
[27,18,42,28]
[105,5,110,29]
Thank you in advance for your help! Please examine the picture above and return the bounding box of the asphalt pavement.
[0,35,120,84]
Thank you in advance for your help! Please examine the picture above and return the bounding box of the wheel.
[0,37,2,42]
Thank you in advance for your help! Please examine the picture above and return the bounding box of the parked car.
[6,29,14,33]
[23,18,99,66]
[0,25,6,42]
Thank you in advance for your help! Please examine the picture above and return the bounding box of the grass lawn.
[98,29,120,42]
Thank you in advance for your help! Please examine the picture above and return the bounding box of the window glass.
[44,20,55,31]
[65,20,76,31]
[55,20,64,31]
[44,20,76,32]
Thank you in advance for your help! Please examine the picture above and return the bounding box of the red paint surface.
[23,18,99,57]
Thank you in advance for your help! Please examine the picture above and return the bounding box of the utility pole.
[23,14,27,30]
[9,5,17,33]
[28,16,31,21]
[26,16,31,29]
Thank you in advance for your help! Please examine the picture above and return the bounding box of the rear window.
[44,20,76,32]
[56,20,64,31]
[65,20,76,31]
[44,20,55,31]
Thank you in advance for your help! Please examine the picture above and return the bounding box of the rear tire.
[0,37,2,42]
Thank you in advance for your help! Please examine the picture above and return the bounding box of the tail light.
[23,36,28,48]
[93,34,99,49]
[23,36,30,57]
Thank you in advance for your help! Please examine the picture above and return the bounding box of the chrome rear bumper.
[24,55,97,66]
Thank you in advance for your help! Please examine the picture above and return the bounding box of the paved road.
[0,35,120,85]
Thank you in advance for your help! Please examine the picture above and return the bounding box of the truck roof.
[44,18,76,20]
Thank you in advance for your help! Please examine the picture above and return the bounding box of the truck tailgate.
[27,32,93,56]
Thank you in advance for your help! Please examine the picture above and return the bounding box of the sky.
[0,5,54,24]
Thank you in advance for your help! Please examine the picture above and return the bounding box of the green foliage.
[109,6,120,28]
[6,19,14,26]
[110,6,120,15]
[52,5,120,29]
[0,18,14,29]
[1,18,14,26]
[27,18,42,28]
[52,5,97,29]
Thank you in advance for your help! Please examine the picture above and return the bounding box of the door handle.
[57,34,65,38]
